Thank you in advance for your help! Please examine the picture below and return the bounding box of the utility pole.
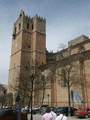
[15,94,21,120]
[47,94,50,106]
[30,74,34,120]
[28,65,35,120]
[67,71,71,116]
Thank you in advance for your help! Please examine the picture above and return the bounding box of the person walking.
[42,107,53,120]
[50,108,57,120]
[55,113,67,120]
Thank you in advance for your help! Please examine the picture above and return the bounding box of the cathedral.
[8,10,90,108]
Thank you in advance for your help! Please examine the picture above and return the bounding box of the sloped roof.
[68,35,89,47]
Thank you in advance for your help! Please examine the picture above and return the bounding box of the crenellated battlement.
[33,14,46,22]
[13,10,46,36]
[15,10,46,25]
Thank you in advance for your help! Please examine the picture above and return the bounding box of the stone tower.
[8,10,46,105]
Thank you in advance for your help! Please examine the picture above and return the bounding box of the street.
[27,114,90,120]
[67,117,89,120]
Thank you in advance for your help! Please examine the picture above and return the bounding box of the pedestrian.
[42,107,53,120]
[50,108,57,120]
[55,113,67,120]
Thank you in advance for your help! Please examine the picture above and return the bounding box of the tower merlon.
[32,15,46,33]
[33,15,46,22]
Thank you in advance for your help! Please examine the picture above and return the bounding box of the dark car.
[0,108,16,120]
[53,107,76,116]
[87,108,90,117]
[40,105,49,115]
[0,108,28,120]
[32,107,41,114]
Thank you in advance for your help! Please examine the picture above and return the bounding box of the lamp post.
[15,94,21,120]
[47,94,50,106]
[67,76,71,116]
[29,65,35,120]
[30,74,34,120]
[71,90,74,107]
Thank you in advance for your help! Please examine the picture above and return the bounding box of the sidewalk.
[27,114,42,120]
[67,116,89,120]
[27,114,89,120]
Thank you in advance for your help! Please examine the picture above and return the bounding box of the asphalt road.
[67,117,89,120]
[27,114,90,120]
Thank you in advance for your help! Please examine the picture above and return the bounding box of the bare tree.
[56,45,82,115]
[9,71,31,106]
[9,63,51,107]
[0,85,7,107]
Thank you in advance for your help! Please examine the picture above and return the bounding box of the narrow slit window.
[32,24,34,30]
[27,23,29,29]
[19,23,21,30]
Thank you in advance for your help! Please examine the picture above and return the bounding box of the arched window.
[27,23,29,29]
[32,24,34,30]
[13,27,16,39]
[19,23,21,30]
[15,27,17,33]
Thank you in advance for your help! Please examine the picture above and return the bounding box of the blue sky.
[1,0,90,84]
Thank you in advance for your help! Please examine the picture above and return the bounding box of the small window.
[15,27,17,33]
[13,33,16,39]
[32,24,33,30]
[25,65,28,70]
[71,90,74,101]
[19,13,22,17]
[28,45,31,48]
[19,23,21,30]
[27,23,29,29]
[13,27,16,39]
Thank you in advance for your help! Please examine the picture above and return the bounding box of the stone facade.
[8,11,90,108]
[43,35,90,108]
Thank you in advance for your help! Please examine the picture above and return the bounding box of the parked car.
[75,108,88,118]
[40,105,49,115]
[53,107,76,116]
[87,108,90,117]
[32,107,41,114]
[0,108,28,120]
[0,108,16,120]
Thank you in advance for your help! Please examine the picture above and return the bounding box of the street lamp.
[28,65,35,120]
[47,94,50,106]
[15,94,21,120]
[67,77,71,116]
[30,74,34,120]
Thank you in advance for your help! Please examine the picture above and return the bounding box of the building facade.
[8,11,90,108]
[44,35,90,108]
